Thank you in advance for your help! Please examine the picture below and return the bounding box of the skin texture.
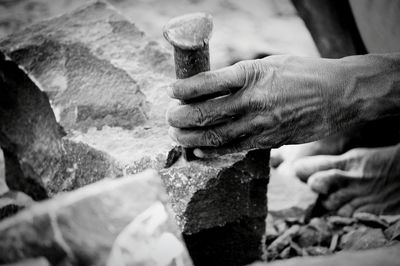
[167,53,400,220]
[270,115,400,167]
[167,53,400,157]
[294,144,400,216]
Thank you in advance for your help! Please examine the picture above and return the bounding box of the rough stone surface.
[184,216,266,266]
[160,149,269,234]
[251,244,400,266]
[327,216,355,227]
[0,1,174,132]
[340,226,388,251]
[0,170,192,266]
[384,219,400,241]
[0,53,64,200]
[354,212,389,229]
[0,0,175,187]
[0,0,319,70]
[49,138,123,195]
[0,54,122,200]
[161,149,269,265]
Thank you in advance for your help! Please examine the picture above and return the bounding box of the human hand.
[293,144,400,217]
[167,55,351,158]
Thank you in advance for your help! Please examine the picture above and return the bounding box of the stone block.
[0,53,64,200]
[0,54,122,200]
[0,170,192,266]
[160,149,269,234]
[340,226,388,251]
[0,0,174,132]
[160,149,270,265]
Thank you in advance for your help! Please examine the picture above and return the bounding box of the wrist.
[336,54,400,126]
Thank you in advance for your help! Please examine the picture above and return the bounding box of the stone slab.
[160,149,270,234]
[0,170,192,266]
[0,51,123,201]
[0,1,174,132]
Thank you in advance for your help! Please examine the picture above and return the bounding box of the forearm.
[166,53,400,153]
[337,53,400,125]
[274,53,400,143]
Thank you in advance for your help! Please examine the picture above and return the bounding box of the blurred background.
[0,0,319,69]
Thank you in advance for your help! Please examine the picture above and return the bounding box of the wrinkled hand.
[293,144,400,216]
[167,55,347,158]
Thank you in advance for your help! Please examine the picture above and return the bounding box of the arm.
[167,53,400,157]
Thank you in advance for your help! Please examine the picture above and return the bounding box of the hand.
[293,144,400,216]
[167,55,358,158]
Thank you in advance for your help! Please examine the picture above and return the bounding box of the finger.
[293,155,344,182]
[270,149,284,168]
[381,196,400,215]
[322,186,361,211]
[167,94,245,128]
[337,195,377,217]
[307,169,354,195]
[353,203,384,216]
[193,137,261,158]
[169,63,246,101]
[168,115,261,147]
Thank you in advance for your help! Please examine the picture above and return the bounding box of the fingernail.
[308,176,329,194]
[193,148,205,158]
[167,84,174,98]
[168,127,179,143]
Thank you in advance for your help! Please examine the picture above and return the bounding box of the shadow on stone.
[184,215,266,266]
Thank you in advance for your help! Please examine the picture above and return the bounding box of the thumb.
[193,137,258,158]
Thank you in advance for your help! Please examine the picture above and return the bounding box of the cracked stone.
[353,212,389,229]
[294,218,332,247]
[340,226,388,251]
[327,216,355,227]
[184,216,267,266]
[384,219,400,241]
[0,170,192,266]
[160,149,270,234]
[0,54,122,200]
[0,1,174,132]
[161,149,270,265]
[268,225,300,260]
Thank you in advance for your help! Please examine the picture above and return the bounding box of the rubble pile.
[266,211,400,261]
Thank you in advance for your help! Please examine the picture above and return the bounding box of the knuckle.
[191,105,207,126]
[235,59,263,80]
[326,169,341,177]
[247,136,261,149]
[166,104,180,126]
[256,136,274,149]
[171,80,183,98]
[190,105,216,127]
[203,129,224,147]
